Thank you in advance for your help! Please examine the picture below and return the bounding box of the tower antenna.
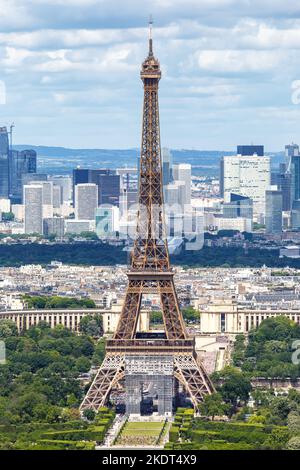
[148,14,154,56]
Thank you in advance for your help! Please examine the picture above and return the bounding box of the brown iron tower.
[80,23,214,413]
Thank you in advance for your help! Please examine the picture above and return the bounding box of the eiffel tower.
[80,21,214,413]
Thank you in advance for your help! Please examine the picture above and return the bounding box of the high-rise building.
[117,168,138,217]
[22,174,47,203]
[0,127,9,199]
[223,193,253,220]
[265,187,283,234]
[65,219,93,235]
[237,145,264,156]
[277,163,292,212]
[117,168,138,192]
[24,184,43,234]
[10,150,37,204]
[221,150,270,219]
[75,183,98,220]
[73,169,119,207]
[52,185,62,209]
[285,143,299,160]
[162,148,173,186]
[48,176,72,203]
[287,144,300,204]
[172,163,191,206]
[98,174,120,206]
[43,217,65,238]
[291,200,300,230]
[95,206,120,238]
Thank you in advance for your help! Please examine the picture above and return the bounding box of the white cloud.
[195,49,283,73]
[0,0,299,148]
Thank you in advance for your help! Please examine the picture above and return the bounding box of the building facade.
[75,183,98,220]
[0,127,9,199]
[24,184,43,234]
[265,187,283,234]
[10,150,37,204]
[221,151,270,219]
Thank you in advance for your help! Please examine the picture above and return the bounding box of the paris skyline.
[0,0,299,150]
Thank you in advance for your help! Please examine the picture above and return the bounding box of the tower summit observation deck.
[80,22,214,414]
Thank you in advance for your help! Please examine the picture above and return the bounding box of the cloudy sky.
[0,0,300,150]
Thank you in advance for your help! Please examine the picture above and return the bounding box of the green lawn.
[116,421,165,446]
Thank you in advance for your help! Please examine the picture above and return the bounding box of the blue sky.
[0,0,300,150]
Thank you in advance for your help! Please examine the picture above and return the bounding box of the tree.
[182,307,200,324]
[79,315,103,337]
[269,397,292,423]
[83,408,95,422]
[93,337,106,366]
[150,311,163,325]
[247,414,266,424]
[199,392,229,420]
[264,428,289,450]
[76,356,91,373]
[0,320,18,339]
[215,367,252,414]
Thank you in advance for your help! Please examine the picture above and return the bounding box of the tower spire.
[148,15,153,57]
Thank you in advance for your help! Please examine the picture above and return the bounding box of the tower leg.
[80,354,124,412]
[174,354,215,410]
[114,285,143,340]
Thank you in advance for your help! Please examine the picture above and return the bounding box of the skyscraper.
[22,174,47,203]
[75,183,98,220]
[43,217,65,238]
[221,149,270,219]
[265,187,283,234]
[24,184,43,234]
[237,145,264,156]
[10,150,37,204]
[276,163,291,212]
[98,174,120,206]
[223,193,253,220]
[48,176,72,203]
[162,148,173,186]
[285,143,299,160]
[287,144,300,204]
[73,169,120,207]
[0,127,9,199]
[52,185,62,209]
[172,163,192,206]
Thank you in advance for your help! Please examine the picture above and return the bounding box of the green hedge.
[191,428,265,445]
[41,427,105,442]
[37,439,95,450]
[169,425,180,443]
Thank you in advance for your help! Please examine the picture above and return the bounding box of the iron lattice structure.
[80,30,214,413]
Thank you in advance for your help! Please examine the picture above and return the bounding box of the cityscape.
[1,0,300,459]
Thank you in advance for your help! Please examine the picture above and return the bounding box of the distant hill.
[13,145,285,176]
